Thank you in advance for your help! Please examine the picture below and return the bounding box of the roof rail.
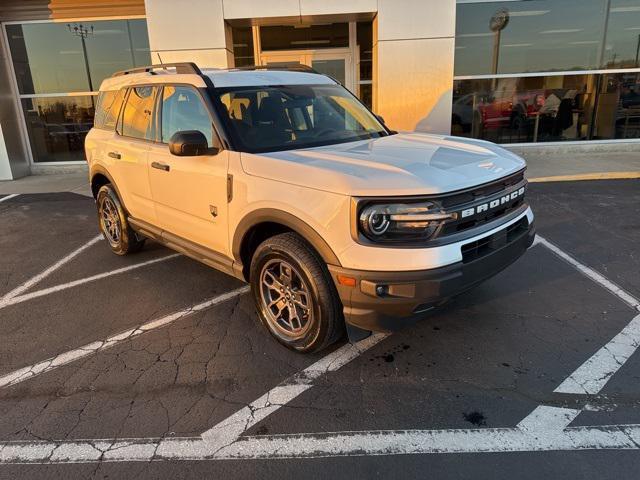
[230,64,320,74]
[111,62,203,77]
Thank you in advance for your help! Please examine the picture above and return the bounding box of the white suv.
[85,62,535,352]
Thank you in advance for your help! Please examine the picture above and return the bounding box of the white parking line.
[0,234,103,307]
[5,406,640,463]
[201,333,389,449]
[0,286,249,389]
[534,236,640,395]
[554,313,640,395]
[0,253,181,309]
[535,236,640,310]
[0,194,19,203]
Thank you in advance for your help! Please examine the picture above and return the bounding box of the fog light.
[376,285,388,297]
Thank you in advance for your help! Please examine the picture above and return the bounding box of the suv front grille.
[461,217,529,263]
[436,170,527,239]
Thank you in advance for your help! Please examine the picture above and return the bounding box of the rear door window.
[120,86,158,140]
[94,89,126,130]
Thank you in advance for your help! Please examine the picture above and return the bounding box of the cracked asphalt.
[0,179,639,479]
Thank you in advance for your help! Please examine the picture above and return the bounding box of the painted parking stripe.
[0,194,19,203]
[534,236,640,394]
[535,236,640,310]
[8,406,640,463]
[0,286,250,389]
[0,234,103,306]
[554,313,640,394]
[201,333,389,449]
[0,253,181,310]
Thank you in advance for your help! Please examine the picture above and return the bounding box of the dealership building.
[1,0,639,179]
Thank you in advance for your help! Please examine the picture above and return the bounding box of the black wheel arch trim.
[233,209,342,268]
[90,166,123,202]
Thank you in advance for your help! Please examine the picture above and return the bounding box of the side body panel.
[86,128,156,225]
[147,144,231,256]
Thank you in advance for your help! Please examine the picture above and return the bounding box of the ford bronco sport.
[85,62,535,353]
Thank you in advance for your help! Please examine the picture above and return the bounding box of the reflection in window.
[455,0,606,76]
[232,27,255,67]
[161,86,213,146]
[452,72,640,143]
[121,86,157,140]
[21,96,95,162]
[604,0,640,68]
[260,24,348,51]
[6,19,150,95]
[94,89,126,130]
[357,21,373,109]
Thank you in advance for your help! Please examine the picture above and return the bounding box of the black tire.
[249,232,344,353]
[96,184,145,255]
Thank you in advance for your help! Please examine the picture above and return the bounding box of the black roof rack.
[230,64,320,74]
[111,62,203,77]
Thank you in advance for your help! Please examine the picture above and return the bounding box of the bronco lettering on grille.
[460,186,525,219]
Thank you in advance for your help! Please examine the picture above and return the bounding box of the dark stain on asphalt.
[463,411,487,426]
[372,343,413,365]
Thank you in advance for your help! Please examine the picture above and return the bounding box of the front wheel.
[250,232,344,353]
[96,184,145,255]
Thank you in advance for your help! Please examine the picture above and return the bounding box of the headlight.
[358,201,457,244]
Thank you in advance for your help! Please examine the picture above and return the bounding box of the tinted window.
[6,20,151,95]
[455,0,606,76]
[260,23,348,51]
[94,89,125,130]
[161,86,213,146]
[121,86,157,140]
[21,96,95,162]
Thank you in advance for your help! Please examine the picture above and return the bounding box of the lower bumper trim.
[329,219,536,332]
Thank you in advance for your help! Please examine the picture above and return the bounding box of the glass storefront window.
[260,23,348,51]
[7,20,150,95]
[357,21,373,109]
[21,96,95,163]
[6,18,151,162]
[604,1,640,68]
[232,27,255,67]
[452,72,640,143]
[455,0,607,76]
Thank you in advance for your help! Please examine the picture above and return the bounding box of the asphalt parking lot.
[0,179,639,479]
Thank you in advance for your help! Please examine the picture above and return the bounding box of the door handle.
[151,161,170,172]
[108,151,121,159]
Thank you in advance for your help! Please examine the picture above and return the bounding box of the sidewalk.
[516,151,640,182]
[0,170,90,196]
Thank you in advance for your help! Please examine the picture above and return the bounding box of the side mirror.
[168,130,210,156]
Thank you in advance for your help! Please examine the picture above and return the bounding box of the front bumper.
[329,216,536,332]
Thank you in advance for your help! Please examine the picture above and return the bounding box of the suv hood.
[240,133,526,196]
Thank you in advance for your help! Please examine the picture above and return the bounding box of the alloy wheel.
[259,259,314,339]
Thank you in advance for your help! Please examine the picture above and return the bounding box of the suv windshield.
[213,84,388,153]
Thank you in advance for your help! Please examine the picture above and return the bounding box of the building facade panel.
[377,0,456,41]
[376,37,455,133]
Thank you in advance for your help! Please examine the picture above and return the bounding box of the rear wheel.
[250,232,344,352]
[96,184,145,255]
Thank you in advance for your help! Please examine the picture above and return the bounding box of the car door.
[109,86,158,225]
[147,84,230,257]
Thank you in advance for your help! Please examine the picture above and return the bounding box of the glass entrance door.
[260,50,354,92]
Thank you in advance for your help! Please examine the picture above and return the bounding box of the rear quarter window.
[94,89,126,130]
